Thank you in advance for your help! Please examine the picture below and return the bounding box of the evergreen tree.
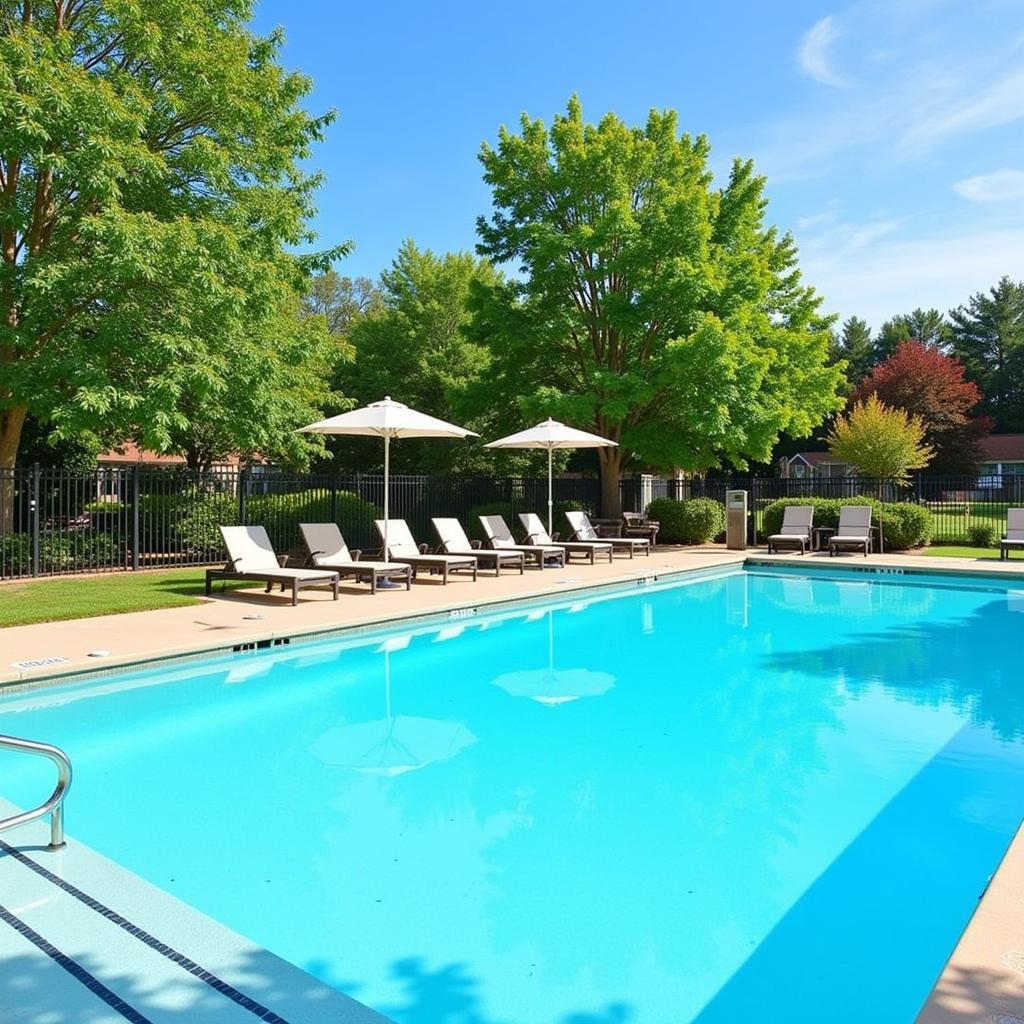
[832,316,876,392]
[875,308,950,360]
[949,277,1024,432]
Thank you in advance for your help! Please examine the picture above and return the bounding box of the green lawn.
[0,568,247,628]
[919,545,1013,560]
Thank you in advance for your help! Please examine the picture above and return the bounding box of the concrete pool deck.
[3,544,1024,1022]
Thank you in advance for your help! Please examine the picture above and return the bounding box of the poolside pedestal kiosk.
[725,489,748,550]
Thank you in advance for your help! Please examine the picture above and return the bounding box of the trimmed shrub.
[647,497,726,544]
[759,497,932,550]
[967,522,996,548]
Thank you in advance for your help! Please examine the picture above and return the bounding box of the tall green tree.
[949,277,1024,432]
[330,240,534,475]
[831,316,876,392]
[469,98,844,513]
[875,308,950,360]
[0,1,343,489]
[304,271,380,337]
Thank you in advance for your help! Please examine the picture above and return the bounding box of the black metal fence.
[2,465,1022,579]
[0,465,602,580]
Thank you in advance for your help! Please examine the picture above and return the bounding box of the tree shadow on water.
[381,957,635,1024]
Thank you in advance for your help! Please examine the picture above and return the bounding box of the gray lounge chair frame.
[299,523,412,593]
[622,511,659,546]
[519,513,613,564]
[206,526,339,605]
[432,518,525,576]
[1000,508,1024,560]
[565,510,650,558]
[478,515,566,568]
[767,506,814,554]
[829,506,872,557]
[375,519,478,584]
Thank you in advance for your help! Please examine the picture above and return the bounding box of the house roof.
[97,442,241,467]
[979,434,1024,462]
[788,451,848,466]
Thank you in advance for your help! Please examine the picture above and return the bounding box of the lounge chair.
[767,506,814,555]
[565,510,650,558]
[622,511,659,546]
[206,526,339,605]
[518,513,613,564]
[478,515,566,568]
[828,506,872,557]
[374,519,478,584]
[1000,508,1024,560]
[432,518,525,576]
[299,523,412,593]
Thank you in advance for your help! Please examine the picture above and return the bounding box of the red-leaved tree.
[852,340,992,473]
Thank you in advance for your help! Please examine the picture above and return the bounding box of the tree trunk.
[598,447,623,518]
[0,405,27,533]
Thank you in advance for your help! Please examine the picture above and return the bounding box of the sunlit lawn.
[0,569,247,628]
[919,545,1012,560]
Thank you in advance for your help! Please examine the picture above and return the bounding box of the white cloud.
[799,225,1024,327]
[797,16,851,88]
[902,67,1024,148]
[953,168,1024,202]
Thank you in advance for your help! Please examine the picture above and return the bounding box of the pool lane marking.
[0,839,290,1024]
[0,897,153,1024]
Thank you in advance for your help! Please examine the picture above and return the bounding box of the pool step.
[0,806,394,1024]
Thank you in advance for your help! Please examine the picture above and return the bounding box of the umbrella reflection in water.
[492,609,615,706]
[312,635,478,776]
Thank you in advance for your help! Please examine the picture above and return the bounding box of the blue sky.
[251,0,1024,328]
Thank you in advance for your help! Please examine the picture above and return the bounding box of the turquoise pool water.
[3,567,1024,1023]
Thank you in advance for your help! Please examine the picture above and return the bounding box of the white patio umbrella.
[298,397,477,562]
[484,419,617,535]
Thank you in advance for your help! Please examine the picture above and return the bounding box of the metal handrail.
[0,734,72,851]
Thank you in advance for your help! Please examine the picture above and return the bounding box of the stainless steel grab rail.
[0,734,72,850]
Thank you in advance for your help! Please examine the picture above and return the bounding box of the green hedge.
[1,532,119,576]
[760,497,933,550]
[647,497,726,544]
[137,488,379,554]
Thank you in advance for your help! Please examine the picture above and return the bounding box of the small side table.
[812,527,835,552]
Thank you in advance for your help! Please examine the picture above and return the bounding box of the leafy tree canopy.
[828,394,934,483]
[468,97,844,512]
[325,240,548,476]
[852,340,991,474]
[949,276,1024,432]
[0,0,345,478]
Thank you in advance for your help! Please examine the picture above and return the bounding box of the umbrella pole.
[383,434,390,557]
[547,447,553,537]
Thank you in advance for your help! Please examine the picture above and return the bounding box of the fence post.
[30,462,40,577]
[131,465,140,570]
[238,467,248,525]
[331,476,339,523]
[748,476,758,545]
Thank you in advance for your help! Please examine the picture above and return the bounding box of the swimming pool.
[3,566,1023,1023]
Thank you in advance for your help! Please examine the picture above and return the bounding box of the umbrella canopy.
[485,419,616,535]
[299,397,476,559]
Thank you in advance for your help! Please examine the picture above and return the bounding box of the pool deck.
[4,544,1024,1022]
